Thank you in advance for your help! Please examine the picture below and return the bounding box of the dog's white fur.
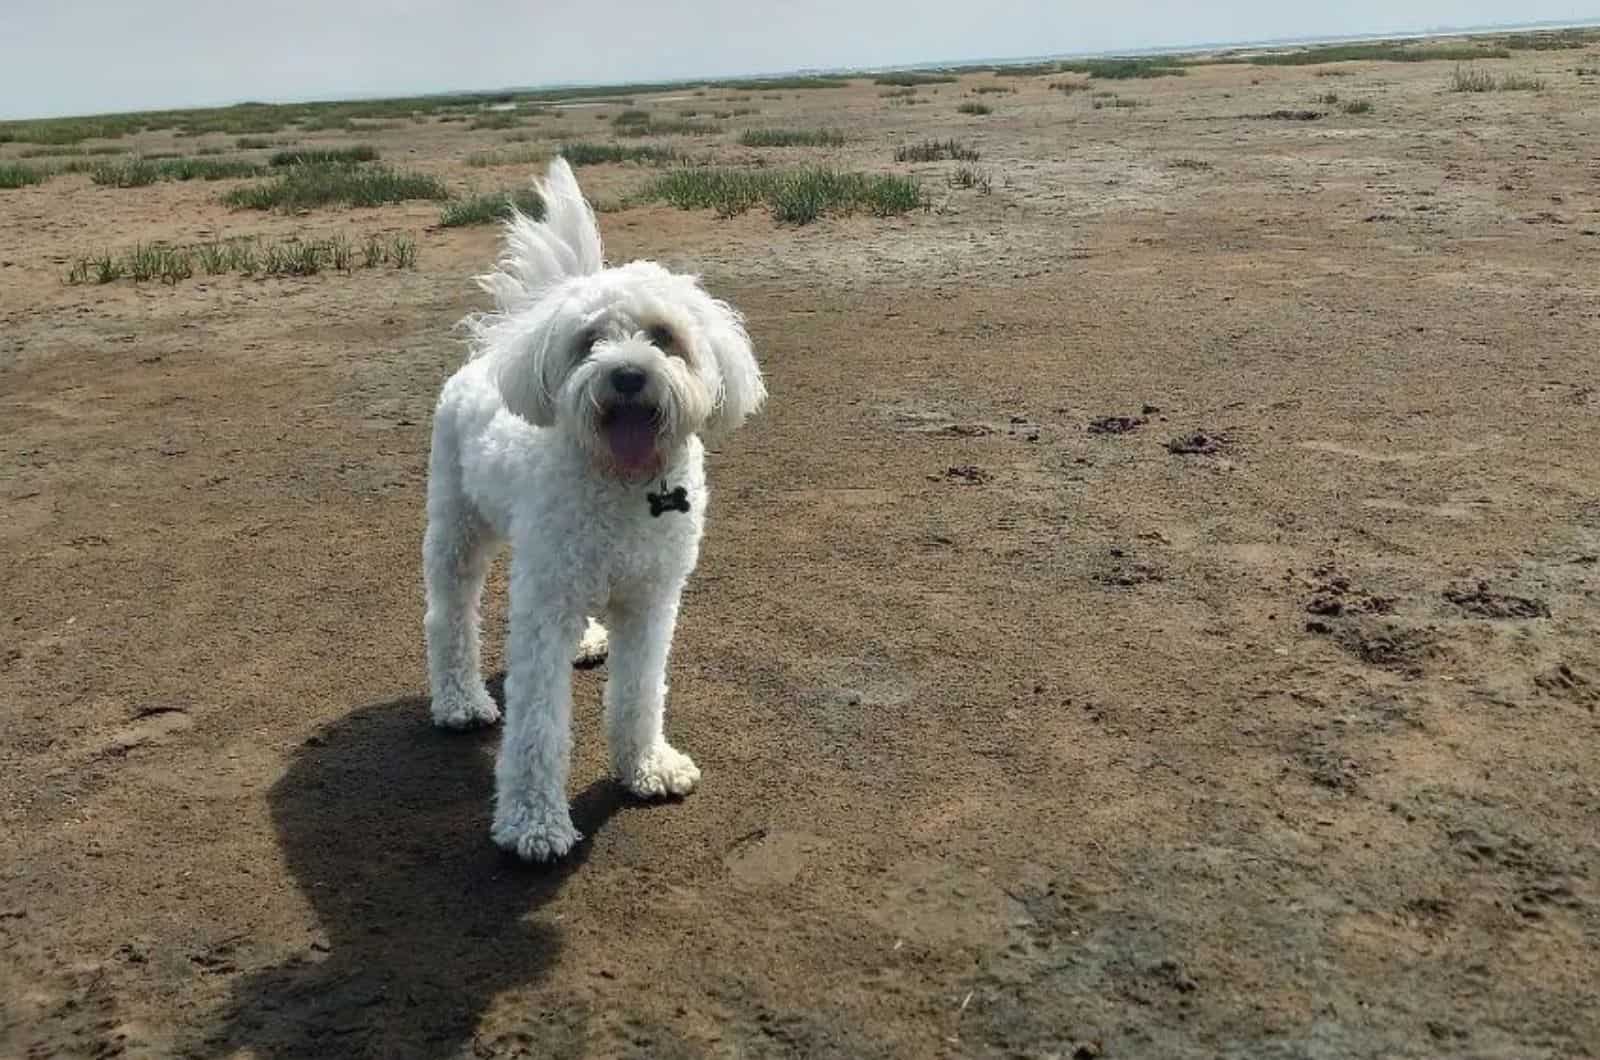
[423,159,765,861]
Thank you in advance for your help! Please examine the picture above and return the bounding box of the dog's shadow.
[195,675,624,1059]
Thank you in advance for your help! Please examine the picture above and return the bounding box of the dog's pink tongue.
[604,409,657,472]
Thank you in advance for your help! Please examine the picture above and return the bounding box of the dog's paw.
[619,743,701,799]
[574,618,609,668]
[491,802,582,863]
[431,686,501,730]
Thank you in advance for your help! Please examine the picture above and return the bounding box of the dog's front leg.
[605,583,701,799]
[491,583,584,862]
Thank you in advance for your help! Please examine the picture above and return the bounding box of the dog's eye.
[646,325,681,356]
[576,328,599,358]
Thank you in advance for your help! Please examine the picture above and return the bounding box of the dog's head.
[463,159,765,480]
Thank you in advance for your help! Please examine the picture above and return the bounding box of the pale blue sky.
[3,1,1596,120]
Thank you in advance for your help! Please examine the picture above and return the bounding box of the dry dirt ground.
[3,45,1600,1060]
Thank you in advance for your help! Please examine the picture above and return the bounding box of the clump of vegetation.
[90,157,264,186]
[559,142,686,166]
[1050,80,1089,93]
[1449,64,1498,92]
[223,163,448,210]
[440,187,544,227]
[1059,58,1187,79]
[1341,99,1374,114]
[880,87,917,99]
[1576,65,1600,77]
[470,111,525,130]
[947,165,991,192]
[1497,73,1547,91]
[1092,95,1145,110]
[957,102,992,115]
[1318,91,1340,104]
[269,145,379,166]
[0,162,49,188]
[236,136,274,149]
[1168,158,1212,170]
[994,62,1063,78]
[716,76,849,91]
[1247,108,1324,120]
[641,166,922,224]
[1254,42,1509,66]
[971,84,1015,95]
[67,232,418,284]
[894,139,979,162]
[614,117,721,137]
[737,128,845,147]
[874,72,956,86]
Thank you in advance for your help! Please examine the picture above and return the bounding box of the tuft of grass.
[90,157,264,186]
[223,163,448,210]
[439,187,545,227]
[561,142,685,166]
[737,128,845,147]
[1497,73,1547,91]
[1050,80,1089,94]
[1247,108,1324,120]
[1450,64,1498,92]
[894,139,979,162]
[1168,157,1212,170]
[1254,42,1510,66]
[957,102,992,115]
[1059,58,1187,79]
[880,87,918,98]
[615,118,721,137]
[641,166,922,224]
[947,165,991,193]
[1341,99,1374,114]
[269,145,379,166]
[68,231,418,284]
[0,163,49,188]
[1576,65,1600,77]
[1318,92,1340,104]
[971,84,1015,95]
[236,136,274,149]
[1092,95,1145,110]
[873,72,956,86]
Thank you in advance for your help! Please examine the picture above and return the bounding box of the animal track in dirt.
[1300,566,1435,673]
[1092,546,1166,588]
[1087,415,1145,435]
[1165,430,1229,456]
[1443,580,1550,619]
[1534,662,1597,708]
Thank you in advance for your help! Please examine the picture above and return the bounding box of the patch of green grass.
[560,142,686,166]
[1254,42,1510,66]
[957,102,992,115]
[1341,99,1374,114]
[1059,58,1187,79]
[1450,64,1498,92]
[470,111,525,130]
[737,128,845,147]
[1497,73,1547,91]
[615,118,722,137]
[269,145,379,166]
[874,72,956,86]
[68,232,418,284]
[466,144,546,167]
[612,109,651,126]
[716,76,849,91]
[0,163,49,188]
[641,166,922,224]
[439,187,545,227]
[1501,29,1596,50]
[223,163,448,210]
[947,165,991,193]
[894,139,979,162]
[994,62,1062,78]
[90,157,265,186]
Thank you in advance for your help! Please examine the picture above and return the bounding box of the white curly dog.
[422,158,766,862]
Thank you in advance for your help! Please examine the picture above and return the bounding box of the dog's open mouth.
[601,404,659,473]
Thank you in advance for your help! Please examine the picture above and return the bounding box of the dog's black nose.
[610,366,647,395]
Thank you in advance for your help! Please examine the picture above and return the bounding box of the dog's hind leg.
[423,486,503,730]
[604,584,700,799]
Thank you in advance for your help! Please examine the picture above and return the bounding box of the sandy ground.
[3,46,1599,1060]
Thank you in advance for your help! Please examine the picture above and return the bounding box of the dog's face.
[465,158,764,479]
[496,261,763,479]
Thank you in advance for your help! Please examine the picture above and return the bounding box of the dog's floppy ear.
[700,299,767,440]
[494,324,559,427]
[476,157,603,315]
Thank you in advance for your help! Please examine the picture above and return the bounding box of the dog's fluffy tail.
[473,157,603,318]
